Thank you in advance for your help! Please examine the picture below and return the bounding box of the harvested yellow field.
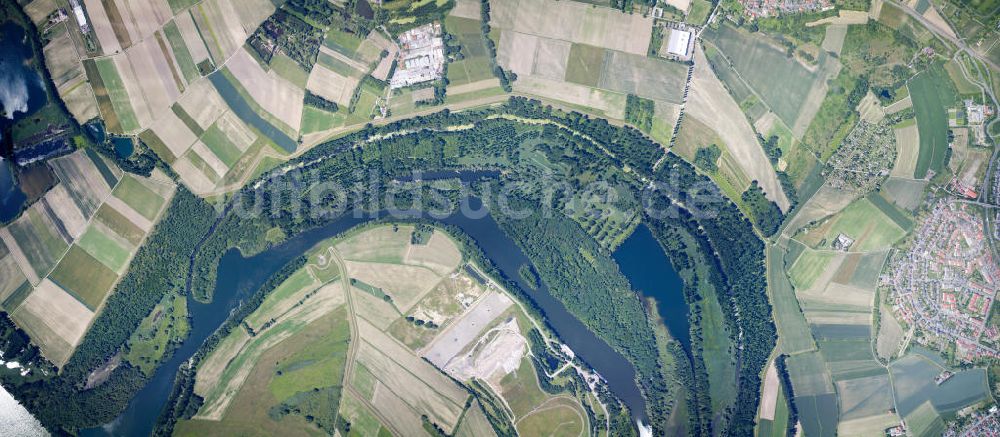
[370,382,427,433]
[448,78,503,96]
[891,122,920,178]
[357,332,466,431]
[804,311,872,326]
[884,96,912,115]
[336,225,410,262]
[43,185,88,240]
[174,10,211,66]
[13,279,95,366]
[687,45,790,211]
[43,32,84,88]
[345,261,442,312]
[306,64,360,106]
[838,413,901,437]
[0,229,39,285]
[49,150,115,217]
[405,231,462,275]
[857,91,885,123]
[176,79,228,130]
[759,361,780,420]
[190,141,231,178]
[232,0,276,32]
[498,31,540,76]
[111,53,153,129]
[173,156,219,194]
[0,249,27,305]
[126,37,181,121]
[490,0,652,56]
[150,110,199,158]
[61,77,101,123]
[213,111,257,152]
[513,75,627,120]
[922,7,956,39]
[227,48,304,132]
[807,282,876,309]
[351,287,401,330]
[805,10,870,26]
[24,0,57,25]
[197,0,250,62]
[121,0,173,41]
[83,0,123,54]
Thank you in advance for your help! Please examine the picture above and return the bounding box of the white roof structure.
[666,29,691,57]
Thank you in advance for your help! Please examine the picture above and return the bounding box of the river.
[612,224,691,351]
[84,190,654,435]
[0,19,48,222]
[0,383,47,436]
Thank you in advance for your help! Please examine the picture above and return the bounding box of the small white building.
[665,29,691,58]
[69,0,89,33]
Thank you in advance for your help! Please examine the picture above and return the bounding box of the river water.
[0,20,48,222]
[0,383,47,436]
[83,190,659,435]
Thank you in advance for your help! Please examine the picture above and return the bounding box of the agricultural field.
[489,0,686,122]
[445,14,495,87]
[0,151,175,367]
[182,224,598,435]
[702,23,840,137]
[908,64,958,179]
[889,350,991,418]
[490,0,652,55]
[794,198,907,252]
[686,46,790,211]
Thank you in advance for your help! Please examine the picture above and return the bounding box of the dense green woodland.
[0,98,775,436]
[0,188,216,431]
[181,98,775,435]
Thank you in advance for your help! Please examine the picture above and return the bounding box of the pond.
[84,194,651,435]
[613,224,690,351]
[111,137,134,159]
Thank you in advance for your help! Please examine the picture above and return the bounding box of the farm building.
[666,29,692,58]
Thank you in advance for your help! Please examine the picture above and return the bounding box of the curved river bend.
[83,192,691,435]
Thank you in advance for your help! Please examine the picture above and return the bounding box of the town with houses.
[886,201,1000,362]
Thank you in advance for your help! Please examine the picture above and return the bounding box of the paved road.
[885,0,1000,71]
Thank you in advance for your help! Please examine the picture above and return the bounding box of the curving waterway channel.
[82,177,689,436]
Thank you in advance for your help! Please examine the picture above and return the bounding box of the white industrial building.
[389,22,445,89]
[665,28,691,58]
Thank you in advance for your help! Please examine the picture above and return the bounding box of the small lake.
[84,194,649,435]
[207,72,297,153]
[111,137,133,158]
[613,224,690,351]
